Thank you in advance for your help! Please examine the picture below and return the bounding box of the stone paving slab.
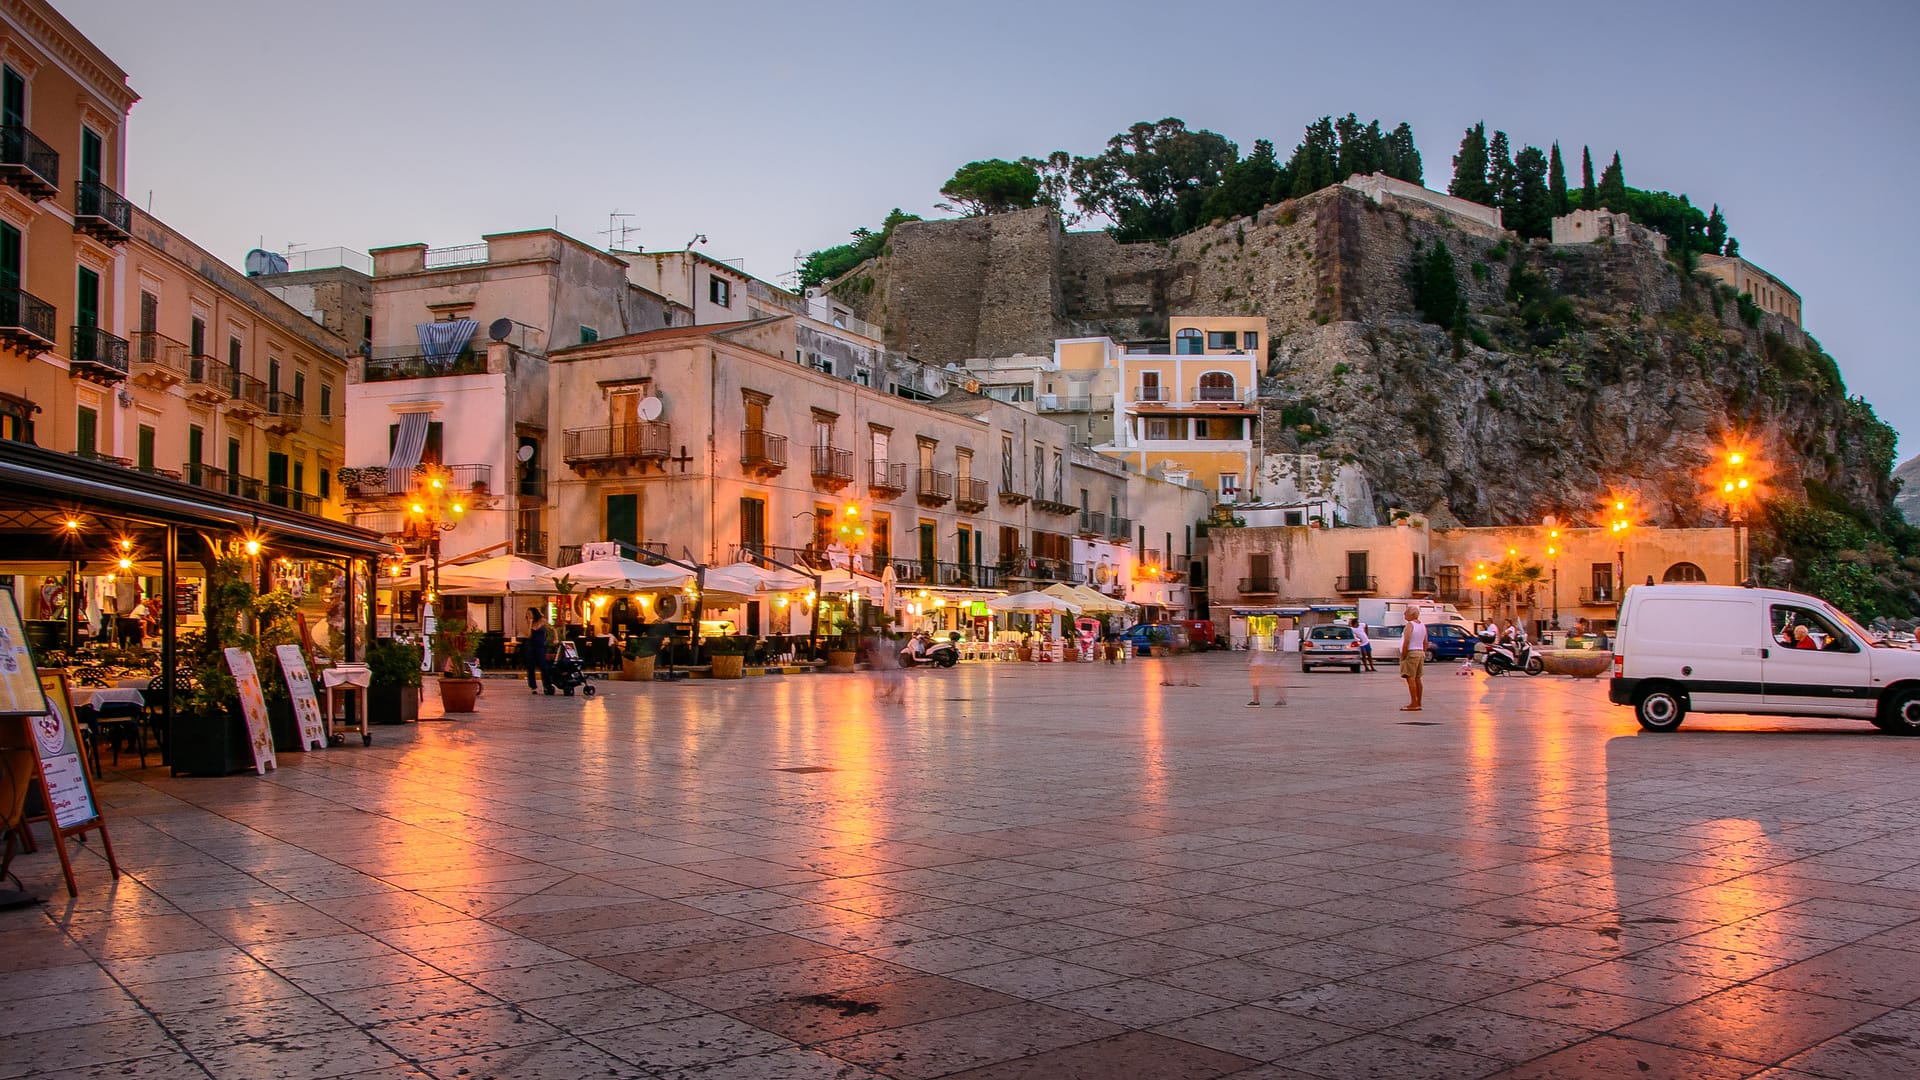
[2,656,1918,1078]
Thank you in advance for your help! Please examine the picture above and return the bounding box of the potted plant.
[704,635,747,679]
[170,550,258,777]
[433,618,483,713]
[825,632,859,673]
[620,635,657,681]
[366,638,423,723]
[1391,509,1412,526]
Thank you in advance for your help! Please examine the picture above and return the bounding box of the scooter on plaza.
[1480,630,1544,676]
[900,631,960,669]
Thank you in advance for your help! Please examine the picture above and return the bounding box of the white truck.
[1357,598,1470,629]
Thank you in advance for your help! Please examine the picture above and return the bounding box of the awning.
[417,319,478,371]
[386,412,430,493]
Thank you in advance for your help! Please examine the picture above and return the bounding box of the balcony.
[1032,494,1076,516]
[1190,385,1254,406]
[917,467,952,507]
[1133,384,1169,403]
[444,463,493,496]
[68,325,129,384]
[181,463,227,493]
[262,392,303,434]
[741,429,788,477]
[1412,575,1438,596]
[515,529,547,559]
[810,445,853,490]
[0,287,56,354]
[1336,575,1379,595]
[1108,515,1133,541]
[869,461,906,498]
[230,476,263,501]
[998,483,1028,506]
[1239,576,1279,595]
[362,350,488,382]
[224,372,268,418]
[130,332,188,389]
[1580,586,1618,606]
[350,511,407,536]
[265,485,320,515]
[72,180,132,245]
[0,125,58,200]
[1078,510,1107,538]
[185,355,231,402]
[564,422,671,473]
[71,447,130,469]
[955,477,988,512]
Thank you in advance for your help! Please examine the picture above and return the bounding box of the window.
[388,420,443,464]
[1437,565,1460,597]
[1590,564,1615,602]
[1145,418,1171,440]
[267,451,289,505]
[1206,330,1236,351]
[1139,371,1162,402]
[0,222,17,292]
[1663,562,1707,583]
[139,291,157,334]
[292,371,306,406]
[1001,434,1015,490]
[188,425,203,466]
[319,463,331,499]
[1031,443,1044,496]
[229,336,241,371]
[1346,551,1370,588]
[190,317,205,356]
[917,438,935,470]
[739,496,766,556]
[227,438,241,495]
[1175,328,1203,355]
[1051,450,1063,501]
[1197,371,1236,402]
[999,525,1021,562]
[268,358,281,397]
[75,267,99,328]
[136,425,154,471]
[812,414,832,449]
[957,525,972,568]
[75,406,97,456]
[1,66,23,130]
[709,276,731,307]
[870,426,889,464]
[871,512,891,567]
[293,461,306,494]
[742,391,768,432]
[1770,604,1855,653]
[1220,474,1240,500]
[1284,510,1305,526]
[80,127,102,185]
[956,448,972,483]
[1244,331,1259,353]
[853,369,869,386]
[605,493,639,546]
[319,384,332,419]
[579,325,598,344]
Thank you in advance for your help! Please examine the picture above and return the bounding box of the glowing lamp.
[244,539,261,556]
[452,502,465,514]
[64,519,80,530]
[117,557,132,570]
[430,477,443,489]
[411,503,425,514]
[1729,452,1744,466]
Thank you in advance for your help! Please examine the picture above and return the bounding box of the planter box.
[709,654,744,680]
[826,650,858,673]
[439,677,483,713]
[170,708,252,777]
[620,655,656,681]
[269,696,303,753]
[369,685,420,724]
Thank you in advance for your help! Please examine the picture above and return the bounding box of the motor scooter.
[1480,630,1544,676]
[900,631,960,669]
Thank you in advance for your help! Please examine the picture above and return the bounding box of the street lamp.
[1608,499,1631,600]
[405,466,465,661]
[1715,446,1758,584]
[1473,562,1490,624]
[1545,524,1561,630]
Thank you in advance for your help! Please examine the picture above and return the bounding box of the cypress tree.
[1581,146,1597,208]
[1597,151,1627,212]
[1706,204,1728,255]
[1287,117,1340,197]
[1487,131,1517,211]
[1449,123,1490,205]
[1509,146,1554,240]
[1386,122,1422,185]
[1548,142,1569,215]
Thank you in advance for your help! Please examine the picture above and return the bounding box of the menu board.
[275,645,326,752]
[30,674,96,830]
[0,591,49,717]
[224,648,277,775]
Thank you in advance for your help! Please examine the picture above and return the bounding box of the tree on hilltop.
[1021,151,1079,224]
[1449,123,1492,205]
[1509,146,1554,240]
[937,159,1041,216]
[1201,138,1286,223]
[1065,118,1239,241]
[1548,143,1569,216]
[1287,117,1341,198]
[799,207,920,288]
[1385,122,1423,185]
[1597,151,1627,211]
[1707,204,1728,255]
[1488,130,1517,210]
[1581,146,1597,208]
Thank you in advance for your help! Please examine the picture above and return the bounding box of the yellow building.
[1105,316,1264,501]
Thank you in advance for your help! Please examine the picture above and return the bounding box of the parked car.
[1364,624,1404,662]
[1117,623,1172,656]
[1171,619,1217,650]
[1423,622,1478,661]
[1610,583,1920,734]
[1302,624,1362,672]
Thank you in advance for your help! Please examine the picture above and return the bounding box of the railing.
[1439,588,1473,606]
[228,371,268,410]
[1191,385,1252,403]
[71,447,130,468]
[0,287,57,350]
[73,180,132,241]
[998,484,1028,504]
[515,529,547,558]
[351,511,407,535]
[870,461,906,495]
[741,429,787,471]
[265,485,320,514]
[1413,576,1438,595]
[363,351,488,382]
[265,392,303,420]
[1580,587,1618,606]
[131,332,188,378]
[1170,553,1191,573]
[231,476,263,501]
[955,476,988,510]
[1239,576,1279,594]
[917,468,952,504]
[564,422,670,464]
[181,463,227,493]
[1336,575,1379,594]
[1078,510,1107,536]
[810,445,852,483]
[1134,384,1168,402]
[282,247,374,275]
[69,325,129,376]
[1108,515,1132,540]
[444,463,493,494]
[0,125,58,197]
[186,355,231,396]
[423,242,489,268]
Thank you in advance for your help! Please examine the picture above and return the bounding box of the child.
[1247,632,1286,707]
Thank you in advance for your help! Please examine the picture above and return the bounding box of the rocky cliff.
[1897,455,1920,525]
[835,188,1901,528]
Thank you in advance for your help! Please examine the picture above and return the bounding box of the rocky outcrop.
[836,187,1901,528]
[1897,455,1920,524]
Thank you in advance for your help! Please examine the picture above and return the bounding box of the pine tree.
[1287,117,1341,197]
[1724,237,1739,258]
[1706,204,1728,255]
[1449,123,1491,205]
[1548,143,1569,215]
[1581,146,1597,208]
[1509,146,1554,240]
[1386,122,1423,185]
[1487,131,1517,211]
[1597,151,1627,212]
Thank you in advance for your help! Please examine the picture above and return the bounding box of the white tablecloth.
[70,688,145,711]
[321,666,372,691]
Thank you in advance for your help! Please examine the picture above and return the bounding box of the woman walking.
[525,607,553,695]
[1247,631,1287,707]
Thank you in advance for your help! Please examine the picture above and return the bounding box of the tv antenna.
[599,210,638,251]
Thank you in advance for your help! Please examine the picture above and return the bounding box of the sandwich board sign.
[22,671,121,897]
[275,645,326,752]
[224,648,277,775]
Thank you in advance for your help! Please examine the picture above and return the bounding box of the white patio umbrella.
[538,557,691,594]
[1068,584,1132,615]
[817,567,885,602]
[989,590,1081,615]
[437,554,555,595]
[702,561,812,596]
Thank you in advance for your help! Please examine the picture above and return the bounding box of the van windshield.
[1821,602,1885,648]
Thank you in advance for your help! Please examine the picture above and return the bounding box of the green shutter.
[0,223,18,290]
[75,407,96,455]
[605,494,638,546]
[2,67,24,129]
[137,425,154,471]
[76,268,99,327]
[81,127,101,185]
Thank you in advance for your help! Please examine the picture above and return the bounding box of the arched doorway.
[1662,562,1707,583]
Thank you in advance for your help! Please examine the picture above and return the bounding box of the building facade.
[1102,317,1264,503]
[1697,253,1801,326]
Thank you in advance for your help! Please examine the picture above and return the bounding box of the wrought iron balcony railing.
[917,468,953,505]
[564,422,671,467]
[869,461,906,496]
[741,429,787,473]
[810,445,852,486]
[1336,575,1379,594]
[73,180,132,244]
[1238,576,1279,594]
[68,325,129,382]
[955,476,988,511]
[0,287,56,353]
[0,125,58,199]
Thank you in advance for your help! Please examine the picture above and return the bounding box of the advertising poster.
[223,648,277,774]
[0,591,49,717]
[31,674,96,830]
[274,645,326,751]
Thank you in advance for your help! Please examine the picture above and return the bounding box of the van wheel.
[1635,686,1686,732]
[1878,690,1920,735]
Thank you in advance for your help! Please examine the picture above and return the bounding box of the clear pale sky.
[59,0,1918,461]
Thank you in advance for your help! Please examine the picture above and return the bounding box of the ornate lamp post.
[1545,525,1560,631]
[405,466,464,667]
[1473,562,1490,625]
[1609,499,1631,599]
[1718,450,1755,583]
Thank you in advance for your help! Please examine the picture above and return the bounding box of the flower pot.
[439,676,483,713]
[826,649,858,673]
[709,654,744,680]
[369,685,420,724]
[620,655,656,682]
[169,707,253,777]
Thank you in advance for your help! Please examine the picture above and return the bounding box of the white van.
[1610,584,1920,734]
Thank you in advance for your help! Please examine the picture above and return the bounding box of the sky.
[58,0,1920,461]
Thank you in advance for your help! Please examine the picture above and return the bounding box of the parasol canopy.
[437,554,555,595]
[538,557,691,594]
[989,590,1081,615]
[702,561,812,596]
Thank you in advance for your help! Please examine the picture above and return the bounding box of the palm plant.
[1489,555,1545,621]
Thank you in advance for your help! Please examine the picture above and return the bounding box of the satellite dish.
[488,318,514,342]
[516,445,536,462]
[636,396,663,421]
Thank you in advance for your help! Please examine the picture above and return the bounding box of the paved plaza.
[3,655,1919,1079]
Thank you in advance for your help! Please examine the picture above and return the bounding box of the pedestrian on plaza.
[1400,607,1427,711]
[525,607,553,695]
[1246,632,1286,707]
[1352,618,1374,672]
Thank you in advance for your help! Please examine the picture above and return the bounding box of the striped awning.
[386,412,430,493]
[417,319,477,371]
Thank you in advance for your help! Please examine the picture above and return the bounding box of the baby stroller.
[548,640,596,697]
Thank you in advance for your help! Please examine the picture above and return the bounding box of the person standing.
[1400,607,1428,711]
[525,607,553,695]
[1352,618,1374,672]
[1246,632,1286,707]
